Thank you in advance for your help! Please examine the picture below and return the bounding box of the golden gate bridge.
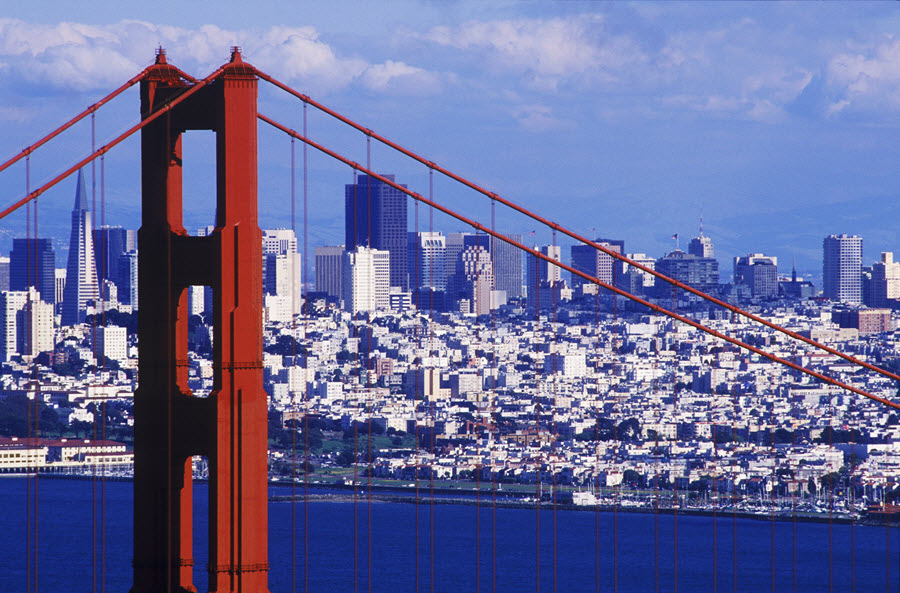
[1,48,899,592]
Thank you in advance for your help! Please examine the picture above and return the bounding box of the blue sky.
[1,2,900,281]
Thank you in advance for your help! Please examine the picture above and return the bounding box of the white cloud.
[511,104,563,132]
[0,19,438,96]
[827,38,900,113]
[421,14,646,91]
[359,60,442,95]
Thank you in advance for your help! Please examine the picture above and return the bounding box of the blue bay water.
[0,477,897,592]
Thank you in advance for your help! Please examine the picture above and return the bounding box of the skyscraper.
[10,238,56,305]
[457,245,493,316]
[117,250,138,308]
[61,170,99,325]
[93,226,134,288]
[262,229,301,317]
[654,250,719,295]
[342,247,390,313]
[491,234,523,300]
[823,234,862,304]
[733,253,778,298]
[0,290,27,361]
[570,239,623,292]
[869,252,900,307]
[345,174,407,291]
[315,245,345,299]
[408,231,446,292]
[526,245,563,309]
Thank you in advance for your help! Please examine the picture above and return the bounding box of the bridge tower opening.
[132,48,268,592]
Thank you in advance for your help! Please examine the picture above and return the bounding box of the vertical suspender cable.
[653,315,660,593]
[492,208,498,593]
[412,170,420,593]
[429,168,436,593]
[302,101,310,593]
[671,289,678,593]
[474,225,481,593]
[99,152,107,593]
[351,169,359,593]
[33,156,40,593]
[732,374,738,593]
[289,133,297,593]
[24,154,35,593]
[365,135,373,593]
[90,110,98,593]
[791,344,798,593]
[712,345,719,593]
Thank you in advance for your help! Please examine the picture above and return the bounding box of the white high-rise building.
[19,287,53,358]
[870,252,900,307]
[0,290,28,361]
[262,229,301,319]
[823,234,863,304]
[0,289,51,361]
[342,247,390,313]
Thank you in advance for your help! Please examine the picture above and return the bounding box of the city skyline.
[0,5,900,276]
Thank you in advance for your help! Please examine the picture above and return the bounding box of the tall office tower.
[408,231,447,291]
[61,170,99,325]
[526,245,562,309]
[0,256,8,292]
[654,250,719,295]
[491,233,523,299]
[315,246,345,299]
[345,174,408,291]
[10,238,56,305]
[18,287,53,358]
[93,226,128,286]
[117,250,139,308]
[0,290,27,361]
[444,232,468,290]
[262,229,301,317]
[342,247,390,313]
[823,234,863,304]
[570,240,622,292]
[733,253,778,298]
[689,235,714,258]
[456,246,494,316]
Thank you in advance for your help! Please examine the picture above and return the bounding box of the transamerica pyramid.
[61,169,99,325]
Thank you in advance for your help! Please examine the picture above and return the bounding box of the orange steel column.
[133,48,268,593]
[208,50,268,593]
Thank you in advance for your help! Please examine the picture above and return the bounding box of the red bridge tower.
[132,48,268,592]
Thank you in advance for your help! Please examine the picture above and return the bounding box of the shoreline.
[27,472,896,527]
